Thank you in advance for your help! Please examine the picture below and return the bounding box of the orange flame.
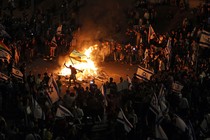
[59,46,98,81]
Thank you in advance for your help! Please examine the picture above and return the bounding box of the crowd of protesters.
[0,0,83,64]
[0,0,210,140]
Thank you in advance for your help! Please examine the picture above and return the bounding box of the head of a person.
[90,80,95,84]
[66,89,70,94]
[109,77,113,82]
[22,62,26,67]
[44,72,48,77]
[120,77,123,82]
[70,92,75,97]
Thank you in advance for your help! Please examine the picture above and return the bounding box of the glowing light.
[59,46,98,81]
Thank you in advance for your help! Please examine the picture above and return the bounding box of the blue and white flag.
[31,96,45,120]
[56,104,74,118]
[200,114,210,135]
[11,67,23,80]
[158,84,169,114]
[48,76,60,103]
[149,93,163,125]
[117,108,133,133]
[70,50,87,62]
[0,49,12,62]
[0,72,9,81]
[136,66,154,81]
[155,125,168,140]
[173,114,188,132]
[199,30,210,48]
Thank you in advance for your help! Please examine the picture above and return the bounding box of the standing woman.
[49,36,57,58]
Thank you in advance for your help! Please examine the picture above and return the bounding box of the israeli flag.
[136,66,154,81]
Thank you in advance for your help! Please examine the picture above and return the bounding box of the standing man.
[64,63,77,86]
[106,77,117,95]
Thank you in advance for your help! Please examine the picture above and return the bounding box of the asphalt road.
[26,56,138,95]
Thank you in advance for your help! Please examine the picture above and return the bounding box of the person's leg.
[67,75,72,89]
[69,76,72,86]
[52,47,55,57]
[73,75,76,85]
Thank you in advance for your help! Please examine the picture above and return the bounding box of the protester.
[35,74,42,91]
[0,0,209,140]
[64,63,77,87]
[106,77,117,95]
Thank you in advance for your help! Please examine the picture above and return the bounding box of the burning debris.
[58,45,108,82]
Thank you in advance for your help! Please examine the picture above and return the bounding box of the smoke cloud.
[77,0,133,44]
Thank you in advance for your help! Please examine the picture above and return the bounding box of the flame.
[59,46,98,81]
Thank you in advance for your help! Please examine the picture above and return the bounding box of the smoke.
[77,0,133,44]
[55,0,135,77]
[55,55,70,73]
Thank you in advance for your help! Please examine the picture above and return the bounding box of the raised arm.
[64,63,68,68]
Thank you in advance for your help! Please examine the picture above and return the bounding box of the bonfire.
[59,45,99,81]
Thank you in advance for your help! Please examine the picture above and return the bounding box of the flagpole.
[70,57,74,65]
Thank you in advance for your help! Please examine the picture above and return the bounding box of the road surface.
[26,56,138,95]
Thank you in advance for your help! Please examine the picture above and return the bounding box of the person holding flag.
[0,38,12,63]
[148,25,155,43]
[148,24,159,44]
[64,63,77,87]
